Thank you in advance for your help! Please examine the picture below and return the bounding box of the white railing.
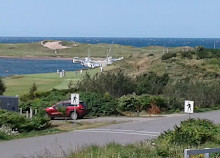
[184,148,220,158]
[19,108,37,119]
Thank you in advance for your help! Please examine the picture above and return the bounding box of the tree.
[0,77,6,95]
[29,82,38,99]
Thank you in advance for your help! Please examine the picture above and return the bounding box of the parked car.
[45,100,89,120]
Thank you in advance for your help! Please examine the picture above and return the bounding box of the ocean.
[0,37,220,77]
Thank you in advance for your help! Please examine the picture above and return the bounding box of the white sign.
[71,93,79,105]
[184,100,194,113]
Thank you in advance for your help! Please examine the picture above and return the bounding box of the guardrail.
[184,148,220,158]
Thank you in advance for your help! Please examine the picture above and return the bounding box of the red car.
[45,100,89,120]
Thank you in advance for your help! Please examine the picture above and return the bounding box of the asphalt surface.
[0,110,220,158]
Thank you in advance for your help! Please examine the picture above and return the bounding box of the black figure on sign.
[187,102,191,111]
[73,95,77,103]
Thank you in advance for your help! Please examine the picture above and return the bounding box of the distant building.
[0,95,19,112]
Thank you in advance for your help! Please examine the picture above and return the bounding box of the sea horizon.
[0,37,220,48]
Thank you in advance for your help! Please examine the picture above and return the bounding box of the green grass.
[3,68,99,96]
[67,142,220,158]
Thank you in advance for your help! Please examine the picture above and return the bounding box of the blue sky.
[0,0,219,38]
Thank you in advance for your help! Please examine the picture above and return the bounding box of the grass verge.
[0,120,121,142]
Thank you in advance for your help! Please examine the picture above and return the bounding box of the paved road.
[0,110,220,158]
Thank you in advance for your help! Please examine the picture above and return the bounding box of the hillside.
[106,47,220,82]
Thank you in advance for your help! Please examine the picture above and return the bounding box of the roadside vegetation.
[0,108,51,140]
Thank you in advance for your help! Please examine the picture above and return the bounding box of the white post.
[30,108,33,119]
[184,149,190,158]
[26,111,29,118]
[204,148,210,158]
[20,108,22,115]
[74,105,77,129]
[35,109,37,115]
[59,72,63,78]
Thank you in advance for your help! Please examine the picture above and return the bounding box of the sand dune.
[41,41,71,50]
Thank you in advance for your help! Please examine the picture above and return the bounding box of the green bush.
[0,131,8,140]
[80,92,117,116]
[117,94,173,112]
[180,51,193,59]
[196,47,220,59]
[117,94,140,112]
[158,119,218,146]
[0,109,50,132]
[161,52,177,60]
[164,79,220,107]
[135,72,169,95]
[77,71,135,97]
[20,89,70,110]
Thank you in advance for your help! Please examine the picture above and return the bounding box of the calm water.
[0,58,84,77]
[0,37,220,48]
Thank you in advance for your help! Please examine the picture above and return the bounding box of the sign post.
[71,93,79,128]
[184,100,194,119]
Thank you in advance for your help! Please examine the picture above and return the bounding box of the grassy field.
[3,68,99,96]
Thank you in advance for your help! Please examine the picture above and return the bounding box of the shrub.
[80,92,117,116]
[163,79,220,108]
[135,72,169,95]
[158,119,218,146]
[117,94,172,113]
[117,94,140,112]
[20,89,70,110]
[0,109,50,132]
[180,51,193,59]
[196,47,220,59]
[77,71,135,97]
[161,52,176,60]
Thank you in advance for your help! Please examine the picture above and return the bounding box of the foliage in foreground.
[0,109,50,135]
[158,119,220,146]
